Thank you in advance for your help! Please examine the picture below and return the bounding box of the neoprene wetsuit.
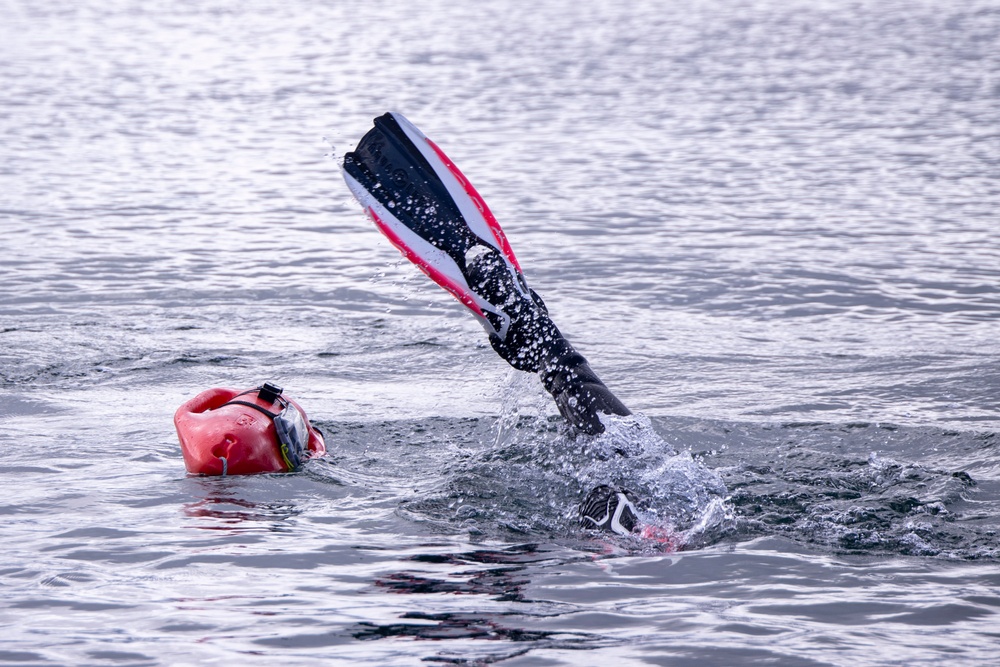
[465,247,631,435]
[343,112,642,536]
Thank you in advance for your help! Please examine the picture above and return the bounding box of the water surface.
[2,0,999,664]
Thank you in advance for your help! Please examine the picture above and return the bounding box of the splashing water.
[392,406,730,551]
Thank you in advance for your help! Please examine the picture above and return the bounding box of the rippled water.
[3,0,1000,664]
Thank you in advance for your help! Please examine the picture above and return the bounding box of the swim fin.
[342,112,532,343]
[343,113,632,434]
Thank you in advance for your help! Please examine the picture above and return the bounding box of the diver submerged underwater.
[174,112,730,546]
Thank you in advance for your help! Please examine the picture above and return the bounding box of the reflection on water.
[376,543,557,601]
[357,543,617,661]
[183,489,303,530]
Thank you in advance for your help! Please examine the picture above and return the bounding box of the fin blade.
[343,170,512,335]
[389,113,522,273]
[342,113,526,336]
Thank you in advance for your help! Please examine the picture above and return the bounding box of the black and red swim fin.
[343,112,530,342]
[343,113,632,434]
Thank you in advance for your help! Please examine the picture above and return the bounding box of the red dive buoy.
[174,383,326,475]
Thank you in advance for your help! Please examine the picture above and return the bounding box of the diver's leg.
[343,112,630,434]
[464,247,631,435]
[343,113,641,536]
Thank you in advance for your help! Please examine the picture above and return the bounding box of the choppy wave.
[4,0,1000,663]
[312,413,996,561]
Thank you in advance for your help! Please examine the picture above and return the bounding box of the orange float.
[174,383,326,475]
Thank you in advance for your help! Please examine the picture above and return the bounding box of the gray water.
[2,0,1000,664]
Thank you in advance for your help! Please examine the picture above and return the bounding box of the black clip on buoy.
[258,382,283,405]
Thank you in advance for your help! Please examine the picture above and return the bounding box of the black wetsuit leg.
[540,347,631,435]
[466,249,631,435]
